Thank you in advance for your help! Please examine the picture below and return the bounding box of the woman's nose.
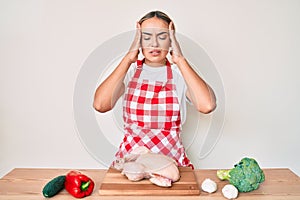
[151,37,159,47]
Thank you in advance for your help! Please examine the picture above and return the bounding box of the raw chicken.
[113,146,180,187]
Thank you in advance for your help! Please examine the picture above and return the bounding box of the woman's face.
[140,17,170,66]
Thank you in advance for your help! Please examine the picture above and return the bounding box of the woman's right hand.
[126,22,141,63]
[94,23,141,113]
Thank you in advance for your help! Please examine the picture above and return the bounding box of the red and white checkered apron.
[115,59,193,168]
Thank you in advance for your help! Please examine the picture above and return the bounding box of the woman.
[93,11,216,168]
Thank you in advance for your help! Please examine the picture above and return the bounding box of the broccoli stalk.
[217,157,265,192]
[217,169,231,180]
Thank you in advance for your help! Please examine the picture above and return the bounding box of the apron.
[115,59,193,168]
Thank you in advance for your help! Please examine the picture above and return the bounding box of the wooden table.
[0,168,299,199]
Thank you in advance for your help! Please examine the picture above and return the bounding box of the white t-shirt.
[124,62,189,124]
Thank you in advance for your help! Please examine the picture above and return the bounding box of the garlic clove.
[222,184,239,199]
[201,178,217,193]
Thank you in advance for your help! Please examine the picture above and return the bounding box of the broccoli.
[217,157,265,192]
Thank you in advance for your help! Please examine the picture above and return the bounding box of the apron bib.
[115,59,193,168]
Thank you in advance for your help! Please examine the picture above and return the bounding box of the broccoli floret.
[217,157,265,192]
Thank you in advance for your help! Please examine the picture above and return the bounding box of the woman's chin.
[144,58,165,66]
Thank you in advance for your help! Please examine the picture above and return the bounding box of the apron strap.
[165,59,173,80]
[133,58,145,78]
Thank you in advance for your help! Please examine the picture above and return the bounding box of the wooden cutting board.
[99,167,200,196]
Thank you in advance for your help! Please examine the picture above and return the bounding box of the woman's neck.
[144,58,166,67]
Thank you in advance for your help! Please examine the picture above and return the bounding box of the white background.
[1,0,299,178]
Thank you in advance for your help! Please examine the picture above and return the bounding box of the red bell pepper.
[65,171,95,198]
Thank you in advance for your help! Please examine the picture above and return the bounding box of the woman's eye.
[143,37,151,40]
[158,34,168,40]
[159,36,167,40]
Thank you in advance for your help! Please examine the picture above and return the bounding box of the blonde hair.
[138,11,175,30]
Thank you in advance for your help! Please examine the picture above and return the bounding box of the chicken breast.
[135,153,180,182]
[116,146,180,187]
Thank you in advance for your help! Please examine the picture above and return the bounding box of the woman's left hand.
[169,21,184,64]
[168,22,216,114]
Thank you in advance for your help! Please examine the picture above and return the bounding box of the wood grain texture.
[0,168,299,199]
[99,167,200,196]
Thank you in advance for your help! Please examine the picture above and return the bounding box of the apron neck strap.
[136,59,145,68]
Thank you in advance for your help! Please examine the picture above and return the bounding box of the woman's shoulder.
[128,62,137,71]
[127,62,137,75]
[171,64,184,80]
[124,63,137,84]
[171,63,180,72]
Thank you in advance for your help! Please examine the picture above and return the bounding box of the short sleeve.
[171,64,189,124]
[124,63,136,87]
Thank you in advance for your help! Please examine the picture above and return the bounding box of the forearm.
[93,55,132,112]
[176,57,216,114]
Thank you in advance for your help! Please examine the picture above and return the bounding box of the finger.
[135,22,141,39]
[129,22,141,51]
[136,21,141,29]
[168,21,175,41]
[169,21,174,30]
[135,22,141,35]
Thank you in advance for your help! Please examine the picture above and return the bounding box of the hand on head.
[127,22,141,63]
[168,21,183,63]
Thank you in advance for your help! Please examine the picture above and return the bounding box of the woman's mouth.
[149,49,161,56]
